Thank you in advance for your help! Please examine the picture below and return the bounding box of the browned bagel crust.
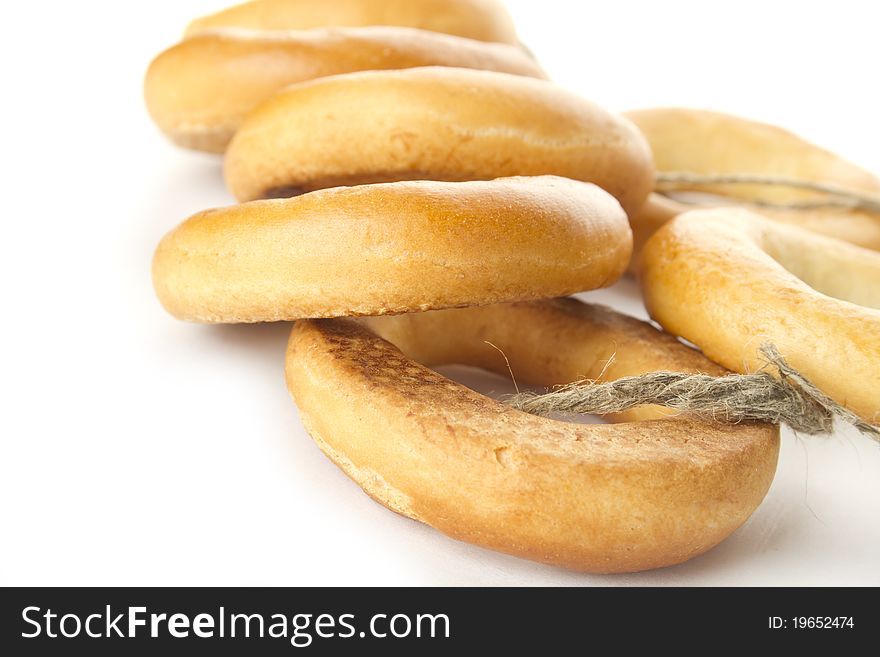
[185,0,520,45]
[145,27,546,153]
[286,299,779,573]
[224,67,655,216]
[152,176,632,323]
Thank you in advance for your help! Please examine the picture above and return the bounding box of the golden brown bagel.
[145,27,547,153]
[153,176,632,323]
[285,299,779,573]
[185,0,519,44]
[640,208,880,423]
[624,108,880,251]
[224,67,655,215]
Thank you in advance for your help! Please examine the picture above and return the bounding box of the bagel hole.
[433,364,607,426]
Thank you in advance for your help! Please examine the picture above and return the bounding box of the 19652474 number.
[768,617,854,630]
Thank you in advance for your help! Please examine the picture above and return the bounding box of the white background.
[1,0,878,586]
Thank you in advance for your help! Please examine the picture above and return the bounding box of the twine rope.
[507,343,879,440]
[655,172,880,214]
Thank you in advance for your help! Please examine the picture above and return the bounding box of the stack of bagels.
[146,0,880,573]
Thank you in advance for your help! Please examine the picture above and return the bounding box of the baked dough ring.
[285,299,779,572]
[640,208,880,423]
[153,176,632,322]
[145,27,546,153]
[625,108,880,251]
[224,67,655,216]
[185,0,519,45]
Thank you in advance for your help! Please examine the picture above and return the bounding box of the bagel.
[224,67,655,215]
[145,27,547,153]
[184,0,519,45]
[639,208,880,423]
[152,176,632,323]
[624,108,880,251]
[285,299,779,573]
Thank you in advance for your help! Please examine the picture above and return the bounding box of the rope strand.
[655,172,880,214]
[507,343,880,440]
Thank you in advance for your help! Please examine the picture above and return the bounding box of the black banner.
[0,587,872,654]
